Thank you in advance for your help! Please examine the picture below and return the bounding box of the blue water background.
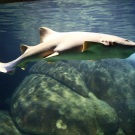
[0,0,135,110]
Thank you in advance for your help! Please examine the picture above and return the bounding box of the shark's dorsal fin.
[39,27,56,43]
[20,44,30,54]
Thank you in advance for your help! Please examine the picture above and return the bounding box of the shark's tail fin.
[0,62,16,74]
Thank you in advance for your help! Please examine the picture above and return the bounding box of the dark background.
[0,0,34,3]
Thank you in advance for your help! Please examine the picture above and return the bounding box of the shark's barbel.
[1,27,135,74]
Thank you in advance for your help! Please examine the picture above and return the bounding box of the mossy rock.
[11,60,118,135]
[64,59,135,135]
[0,111,21,135]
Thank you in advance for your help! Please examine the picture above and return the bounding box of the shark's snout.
[117,38,135,46]
[125,40,135,46]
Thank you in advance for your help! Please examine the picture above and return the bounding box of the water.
[0,0,135,118]
[0,0,134,108]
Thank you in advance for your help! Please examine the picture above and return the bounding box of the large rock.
[0,111,21,135]
[11,58,135,135]
[65,59,135,135]
[11,60,119,135]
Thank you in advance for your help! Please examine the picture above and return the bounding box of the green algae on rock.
[64,59,135,135]
[0,111,21,135]
[10,58,135,135]
[11,60,118,135]
[29,61,89,98]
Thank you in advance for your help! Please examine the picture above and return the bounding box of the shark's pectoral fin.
[20,44,31,54]
[45,52,59,58]
[82,41,109,52]
[81,41,102,52]
[81,41,92,52]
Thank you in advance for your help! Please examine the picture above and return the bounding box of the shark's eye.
[125,39,129,42]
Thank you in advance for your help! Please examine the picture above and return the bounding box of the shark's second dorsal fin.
[20,44,30,54]
[39,27,56,43]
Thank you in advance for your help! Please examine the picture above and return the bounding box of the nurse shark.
[0,27,135,74]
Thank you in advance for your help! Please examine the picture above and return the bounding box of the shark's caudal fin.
[0,61,16,74]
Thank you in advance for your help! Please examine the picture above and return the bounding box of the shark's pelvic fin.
[20,63,27,70]
[39,27,56,43]
[45,52,59,58]
[20,44,31,54]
